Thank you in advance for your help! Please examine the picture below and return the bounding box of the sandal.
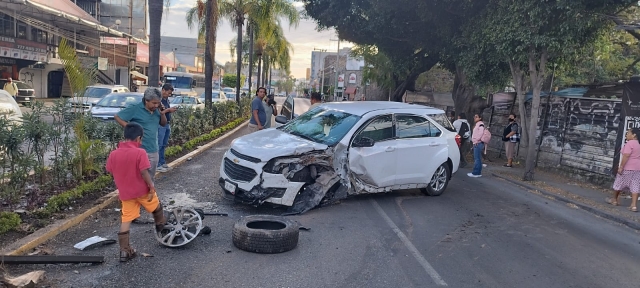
[605,198,619,206]
[629,207,638,212]
[120,247,137,262]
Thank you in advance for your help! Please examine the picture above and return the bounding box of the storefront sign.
[348,73,357,84]
[0,36,48,62]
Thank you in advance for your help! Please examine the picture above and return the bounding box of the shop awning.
[345,87,357,95]
[130,71,148,81]
[0,0,146,43]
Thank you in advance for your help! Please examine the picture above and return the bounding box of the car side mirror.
[353,137,375,148]
[275,115,288,124]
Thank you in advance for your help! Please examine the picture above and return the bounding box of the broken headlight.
[263,158,287,174]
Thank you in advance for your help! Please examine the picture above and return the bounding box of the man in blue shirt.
[248,87,267,132]
[115,88,176,178]
[157,84,174,173]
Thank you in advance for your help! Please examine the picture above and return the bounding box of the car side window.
[396,115,441,138]
[355,115,394,143]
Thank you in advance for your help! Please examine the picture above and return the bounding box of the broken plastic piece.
[73,236,116,251]
[2,270,45,288]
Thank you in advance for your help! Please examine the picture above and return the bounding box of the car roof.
[87,84,126,88]
[105,92,143,97]
[318,101,445,116]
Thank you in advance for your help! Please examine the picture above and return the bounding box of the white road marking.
[370,199,448,286]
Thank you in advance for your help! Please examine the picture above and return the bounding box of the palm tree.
[186,0,219,107]
[148,0,171,87]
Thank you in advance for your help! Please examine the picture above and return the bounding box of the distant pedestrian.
[453,112,471,168]
[263,94,277,129]
[115,88,175,179]
[449,111,456,123]
[248,87,267,132]
[157,84,175,173]
[468,114,488,178]
[502,113,520,167]
[606,128,640,212]
[106,123,165,262]
[3,77,17,100]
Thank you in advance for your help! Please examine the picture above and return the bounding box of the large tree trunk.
[508,59,529,147]
[248,23,254,93]
[235,18,243,108]
[147,0,163,87]
[523,47,548,181]
[452,65,475,123]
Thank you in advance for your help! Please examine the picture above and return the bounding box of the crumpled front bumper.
[218,151,305,207]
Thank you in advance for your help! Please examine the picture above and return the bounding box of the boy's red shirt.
[106,141,151,201]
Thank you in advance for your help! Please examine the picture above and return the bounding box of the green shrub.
[0,212,21,235]
[40,175,113,216]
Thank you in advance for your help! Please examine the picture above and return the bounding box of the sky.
[161,1,348,79]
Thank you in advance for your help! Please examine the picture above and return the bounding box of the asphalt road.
[6,103,640,288]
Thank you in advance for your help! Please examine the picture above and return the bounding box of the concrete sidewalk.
[481,161,640,230]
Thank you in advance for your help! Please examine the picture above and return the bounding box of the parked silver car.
[90,92,143,121]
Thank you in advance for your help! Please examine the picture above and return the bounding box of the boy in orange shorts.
[106,123,166,262]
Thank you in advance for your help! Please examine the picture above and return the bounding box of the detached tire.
[232,215,299,253]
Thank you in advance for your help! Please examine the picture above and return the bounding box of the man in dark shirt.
[157,84,174,172]
[248,87,267,132]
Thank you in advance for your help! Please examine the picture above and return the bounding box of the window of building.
[0,14,14,37]
[17,23,27,39]
[31,28,47,43]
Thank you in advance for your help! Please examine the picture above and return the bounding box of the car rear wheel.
[421,163,450,196]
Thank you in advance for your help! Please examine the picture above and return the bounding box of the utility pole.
[330,37,340,101]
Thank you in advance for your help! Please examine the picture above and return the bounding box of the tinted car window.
[356,115,394,143]
[396,115,441,138]
[96,94,142,107]
[427,113,456,132]
[281,95,294,119]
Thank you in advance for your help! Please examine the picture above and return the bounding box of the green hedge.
[0,212,21,234]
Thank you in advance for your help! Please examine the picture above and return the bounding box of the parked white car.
[198,90,228,103]
[171,96,205,109]
[219,102,461,214]
[69,85,129,113]
[0,89,22,126]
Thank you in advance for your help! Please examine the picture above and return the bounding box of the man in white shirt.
[452,112,471,168]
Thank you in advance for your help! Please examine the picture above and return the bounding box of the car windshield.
[428,113,456,132]
[172,96,198,104]
[164,76,192,89]
[96,94,141,108]
[84,87,112,99]
[14,82,32,89]
[280,107,362,146]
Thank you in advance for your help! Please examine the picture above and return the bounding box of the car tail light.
[455,134,461,147]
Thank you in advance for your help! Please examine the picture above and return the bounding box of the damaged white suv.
[219,102,461,214]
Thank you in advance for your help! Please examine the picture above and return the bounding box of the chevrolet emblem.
[233,158,240,164]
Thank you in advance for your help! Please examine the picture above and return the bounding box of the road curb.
[492,173,640,231]
[3,120,249,256]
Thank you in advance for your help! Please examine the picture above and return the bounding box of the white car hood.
[90,106,121,117]
[231,129,329,162]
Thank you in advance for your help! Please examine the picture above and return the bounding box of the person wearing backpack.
[453,112,471,168]
[469,113,491,177]
[502,113,520,168]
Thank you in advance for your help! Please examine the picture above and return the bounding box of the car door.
[394,114,449,185]
[280,94,295,121]
[348,114,397,188]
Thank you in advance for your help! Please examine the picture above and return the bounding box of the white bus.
[161,72,206,97]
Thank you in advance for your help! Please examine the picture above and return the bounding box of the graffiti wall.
[537,97,621,175]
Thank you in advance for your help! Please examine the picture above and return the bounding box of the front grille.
[230,149,261,163]
[71,103,90,109]
[18,90,33,96]
[224,158,257,182]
